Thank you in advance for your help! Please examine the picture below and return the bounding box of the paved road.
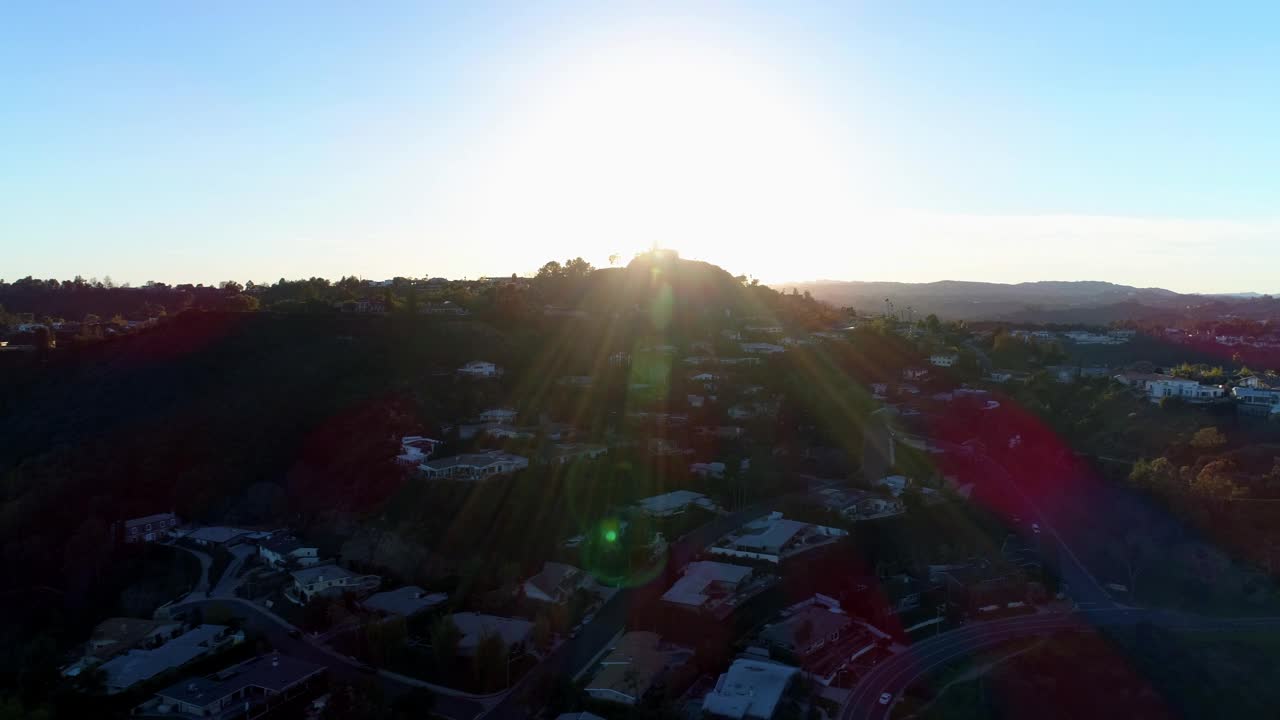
[173,596,487,720]
[842,608,1280,719]
[210,543,257,597]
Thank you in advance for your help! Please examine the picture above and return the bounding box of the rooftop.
[98,625,231,693]
[290,565,357,585]
[125,512,177,529]
[585,631,693,705]
[662,561,753,608]
[155,652,325,710]
[703,658,797,719]
[183,526,253,544]
[635,490,708,515]
[450,613,534,653]
[362,586,448,617]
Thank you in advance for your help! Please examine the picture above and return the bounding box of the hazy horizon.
[6,2,1280,293]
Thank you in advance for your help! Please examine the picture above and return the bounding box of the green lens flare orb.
[604,529,618,542]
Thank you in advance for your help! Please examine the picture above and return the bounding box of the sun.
[439,31,868,281]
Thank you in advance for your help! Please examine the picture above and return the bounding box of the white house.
[702,658,797,720]
[289,565,380,603]
[479,408,518,423]
[123,512,180,544]
[458,361,501,378]
[709,512,847,564]
[396,436,443,465]
[662,561,753,612]
[549,443,608,464]
[902,367,929,381]
[420,451,529,480]
[1232,386,1280,415]
[584,632,693,707]
[258,535,320,568]
[929,353,959,368]
[1119,374,1226,403]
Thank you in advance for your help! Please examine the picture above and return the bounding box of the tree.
[532,612,552,651]
[1192,460,1247,503]
[473,631,509,691]
[430,616,461,671]
[1190,426,1227,451]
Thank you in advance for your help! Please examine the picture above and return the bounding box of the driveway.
[211,543,257,597]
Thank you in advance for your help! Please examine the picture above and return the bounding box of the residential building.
[1232,386,1280,416]
[1046,365,1079,383]
[584,631,695,706]
[1115,373,1225,403]
[875,475,910,498]
[458,361,501,378]
[1238,375,1268,389]
[523,562,590,604]
[702,658,798,720]
[420,451,529,480]
[98,625,239,694]
[690,461,728,479]
[739,342,785,355]
[79,618,182,665]
[708,512,847,564]
[484,424,534,440]
[661,561,755,615]
[124,512,180,543]
[362,587,448,617]
[814,488,902,520]
[929,353,959,368]
[635,490,714,518]
[396,436,443,465]
[183,526,263,548]
[479,407,518,423]
[420,300,469,315]
[289,565,380,603]
[549,443,608,465]
[139,652,325,720]
[757,596,879,685]
[449,613,533,657]
[902,367,928,381]
[257,535,320,569]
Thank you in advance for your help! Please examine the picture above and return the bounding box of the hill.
[789,279,1218,322]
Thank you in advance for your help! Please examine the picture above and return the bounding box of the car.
[1031,523,1041,534]
[879,692,893,705]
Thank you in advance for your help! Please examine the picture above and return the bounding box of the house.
[1232,386,1280,416]
[902,367,929,381]
[336,298,386,314]
[757,596,878,685]
[479,407,518,423]
[739,342,785,355]
[183,526,263,548]
[523,562,590,604]
[988,370,1014,383]
[688,394,706,408]
[584,631,695,706]
[362,587,448,617]
[549,443,608,464]
[140,653,325,720]
[257,535,320,569]
[458,361,501,378]
[449,613,533,657]
[420,300,470,316]
[635,490,714,518]
[929,353,959,368]
[875,475,910,498]
[289,565,380,603]
[1116,373,1225,403]
[484,424,534,440]
[1046,365,1079,383]
[702,658,798,720]
[661,561,755,615]
[71,618,182,668]
[396,436,443,465]
[814,488,902,520]
[123,512,180,543]
[420,451,529,480]
[98,625,239,694]
[1238,375,1268,389]
[690,461,728,478]
[708,512,847,564]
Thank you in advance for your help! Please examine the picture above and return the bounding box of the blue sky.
[3,1,1278,292]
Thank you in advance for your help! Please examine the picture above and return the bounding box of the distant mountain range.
[784,279,1278,323]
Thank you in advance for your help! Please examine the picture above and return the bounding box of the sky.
[3,1,1279,293]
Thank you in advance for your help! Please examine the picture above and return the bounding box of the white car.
[879,692,893,705]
